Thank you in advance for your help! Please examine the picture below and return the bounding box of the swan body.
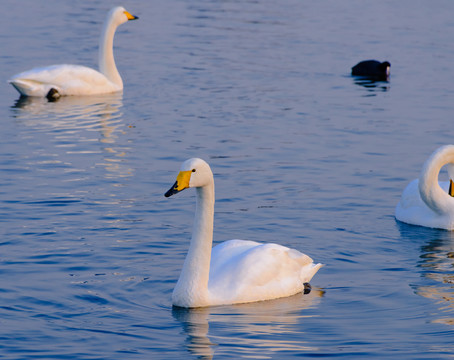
[351,60,390,80]
[8,6,138,98]
[165,158,322,308]
[395,145,454,230]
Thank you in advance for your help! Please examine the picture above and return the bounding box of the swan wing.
[9,64,119,96]
[208,239,322,305]
[396,179,425,210]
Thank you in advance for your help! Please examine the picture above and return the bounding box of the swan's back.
[208,239,322,305]
[9,65,118,97]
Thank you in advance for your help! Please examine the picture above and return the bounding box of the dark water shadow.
[352,76,390,94]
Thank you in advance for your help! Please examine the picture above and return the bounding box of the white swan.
[8,6,138,99]
[165,158,323,308]
[395,145,454,230]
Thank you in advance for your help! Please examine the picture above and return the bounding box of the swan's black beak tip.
[165,181,179,198]
[449,179,454,197]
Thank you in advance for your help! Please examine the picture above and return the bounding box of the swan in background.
[164,158,322,308]
[395,145,454,230]
[351,60,390,80]
[8,6,138,100]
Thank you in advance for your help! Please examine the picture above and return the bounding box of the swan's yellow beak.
[124,11,139,21]
[165,170,192,197]
[449,179,454,197]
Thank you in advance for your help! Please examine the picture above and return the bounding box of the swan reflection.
[11,93,123,128]
[397,223,454,325]
[416,231,454,325]
[10,93,132,180]
[172,289,324,359]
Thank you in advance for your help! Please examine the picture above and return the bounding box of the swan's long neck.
[98,15,123,88]
[419,145,454,215]
[174,181,214,307]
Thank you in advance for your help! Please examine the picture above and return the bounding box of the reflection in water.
[398,223,454,325]
[10,93,132,180]
[417,232,454,325]
[172,289,324,359]
[172,307,215,360]
[12,92,123,114]
[352,77,390,94]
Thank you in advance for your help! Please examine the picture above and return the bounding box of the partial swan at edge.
[8,6,138,99]
[395,145,454,230]
[164,158,323,308]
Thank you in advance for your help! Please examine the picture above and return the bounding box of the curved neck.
[175,181,215,305]
[98,16,122,88]
[419,145,454,215]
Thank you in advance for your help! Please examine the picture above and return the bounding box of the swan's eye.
[192,169,196,172]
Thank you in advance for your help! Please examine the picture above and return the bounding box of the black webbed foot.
[46,88,61,102]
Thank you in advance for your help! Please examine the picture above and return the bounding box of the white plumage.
[395,145,454,230]
[165,158,322,308]
[8,6,138,98]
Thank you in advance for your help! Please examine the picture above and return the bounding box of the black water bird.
[351,60,391,80]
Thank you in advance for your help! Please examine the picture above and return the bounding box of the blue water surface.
[1,0,454,358]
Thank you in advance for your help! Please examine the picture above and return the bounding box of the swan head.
[165,158,213,197]
[108,6,138,26]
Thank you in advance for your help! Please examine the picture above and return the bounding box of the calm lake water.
[1,0,454,358]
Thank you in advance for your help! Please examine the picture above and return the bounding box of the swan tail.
[8,78,52,97]
[301,262,323,284]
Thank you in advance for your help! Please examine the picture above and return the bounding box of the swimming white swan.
[8,6,138,99]
[395,145,454,230]
[165,158,323,308]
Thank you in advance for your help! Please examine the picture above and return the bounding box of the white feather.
[8,6,137,97]
[395,145,454,230]
[167,158,322,308]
